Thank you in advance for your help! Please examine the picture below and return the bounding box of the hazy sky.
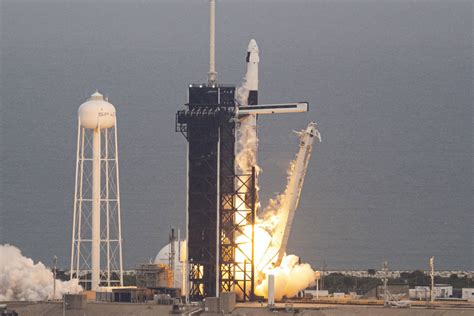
[1,0,472,270]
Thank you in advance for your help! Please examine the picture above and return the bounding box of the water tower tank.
[78,91,116,129]
[71,90,124,291]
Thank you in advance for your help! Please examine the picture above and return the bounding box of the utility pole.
[53,255,58,300]
[169,228,176,288]
[382,260,388,307]
[315,271,321,299]
[316,278,319,299]
[430,257,435,303]
[321,261,326,290]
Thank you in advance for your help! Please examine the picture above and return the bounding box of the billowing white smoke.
[236,81,250,107]
[253,160,317,299]
[256,255,316,300]
[236,78,259,177]
[235,61,316,300]
[254,161,297,271]
[0,244,82,301]
[236,115,259,176]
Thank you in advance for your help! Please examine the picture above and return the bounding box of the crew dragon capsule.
[246,39,259,106]
[237,39,309,116]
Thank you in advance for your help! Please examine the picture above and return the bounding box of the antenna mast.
[208,0,217,85]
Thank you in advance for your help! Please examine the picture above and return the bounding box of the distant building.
[409,285,453,300]
[136,264,171,288]
[304,290,329,298]
[112,287,152,303]
[323,270,471,279]
[362,285,409,299]
[433,284,453,298]
[462,288,474,301]
[410,287,430,300]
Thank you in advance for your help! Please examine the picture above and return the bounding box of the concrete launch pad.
[5,301,473,316]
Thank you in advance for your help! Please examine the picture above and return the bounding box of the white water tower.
[70,91,124,290]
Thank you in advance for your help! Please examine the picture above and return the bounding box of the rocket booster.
[274,122,321,265]
[236,39,260,174]
[246,39,259,105]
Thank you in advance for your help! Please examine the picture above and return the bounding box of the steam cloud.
[256,255,316,300]
[236,80,260,177]
[253,161,317,299]
[0,244,82,301]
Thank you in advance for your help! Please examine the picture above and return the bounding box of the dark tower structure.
[176,85,256,301]
[176,85,234,299]
[175,0,307,302]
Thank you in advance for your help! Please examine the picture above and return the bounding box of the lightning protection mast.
[208,0,217,85]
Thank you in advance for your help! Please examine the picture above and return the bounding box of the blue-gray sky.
[1,0,472,270]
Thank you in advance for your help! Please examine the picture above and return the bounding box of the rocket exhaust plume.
[0,244,82,301]
[235,126,320,299]
[235,39,321,300]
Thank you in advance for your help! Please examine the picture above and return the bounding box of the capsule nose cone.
[248,39,259,53]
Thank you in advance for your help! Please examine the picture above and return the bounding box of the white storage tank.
[78,91,116,129]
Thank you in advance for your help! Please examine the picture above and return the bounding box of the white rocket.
[273,122,321,266]
[245,39,259,105]
[237,40,318,269]
[236,39,260,174]
[237,40,308,116]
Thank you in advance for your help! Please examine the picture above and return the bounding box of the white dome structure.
[78,91,116,129]
[154,240,185,290]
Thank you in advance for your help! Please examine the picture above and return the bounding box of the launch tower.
[176,83,257,300]
[176,0,309,301]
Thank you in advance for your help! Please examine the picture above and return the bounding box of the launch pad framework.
[175,0,316,302]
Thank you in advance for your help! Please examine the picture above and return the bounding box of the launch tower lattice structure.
[176,85,256,301]
[70,92,124,290]
[175,0,309,302]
